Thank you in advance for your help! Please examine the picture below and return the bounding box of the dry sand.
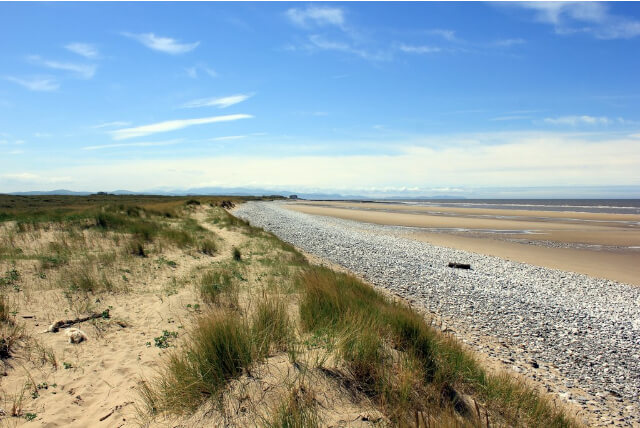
[0,208,386,427]
[287,201,640,285]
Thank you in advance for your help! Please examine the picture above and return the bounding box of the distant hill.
[6,187,464,200]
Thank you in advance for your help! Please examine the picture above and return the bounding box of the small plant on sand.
[154,330,178,349]
[0,268,20,287]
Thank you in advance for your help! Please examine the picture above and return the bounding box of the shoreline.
[287,201,640,286]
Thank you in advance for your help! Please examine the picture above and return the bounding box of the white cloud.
[34,132,52,138]
[543,115,613,126]
[306,35,390,61]
[19,132,639,193]
[2,173,39,180]
[185,64,217,79]
[513,2,640,39]
[427,29,457,41]
[181,94,252,109]
[185,67,197,78]
[92,121,132,129]
[82,139,183,150]
[110,114,253,140]
[65,43,99,59]
[286,6,345,28]
[492,38,526,47]
[1,172,71,184]
[122,32,199,54]
[398,44,442,54]
[28,55,96,79]
[4,76,59,91]
[209,135,247,141]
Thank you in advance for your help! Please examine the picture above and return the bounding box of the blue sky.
[1,2,639,196]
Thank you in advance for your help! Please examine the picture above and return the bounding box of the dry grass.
[0,196,579,427]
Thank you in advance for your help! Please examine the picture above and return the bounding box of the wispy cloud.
[286,6,345,28]
[491,115,532,121]
[4,76,59,91]
[1,172,71,183]
[305,35,390,61]
[185,63,217,79]
[181,94,252,109]
[111,114,253,140]
[2,173,39,180]
[427,29,458,41]
[82,139,183,150]
[492,38,526,47]
[511,2,640,39]
[209,135,247,141]
[398,44,442,54]
[92,121,132,129]
[543,115,621,126]
[122,32,199,54]
[28,55,96,79]
[65,42,99,59]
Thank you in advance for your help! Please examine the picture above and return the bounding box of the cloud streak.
[286,6,345,28]
[82,139,183,150]
[4,76,59,91]
[92,121,132,129]
[110,114,253,140]
[305,35,391,61]
[65,43,99,59]
[28,55,96,79]
[122,32,199,54]
[398,44,442,54]
[181,94,252,109]
[512,2,640,39]
[543,115,619,126]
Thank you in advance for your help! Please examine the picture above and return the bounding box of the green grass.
[252,299,292,358]
[199,238,217,256]
[199,269,234,305]
[140,311,254,415]
[266,386,319,428]
[296,266,576,427]
[62,265,114,293]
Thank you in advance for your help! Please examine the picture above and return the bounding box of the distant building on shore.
[289,194,298,199]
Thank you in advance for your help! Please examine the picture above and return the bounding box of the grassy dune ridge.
[0,195,577,426]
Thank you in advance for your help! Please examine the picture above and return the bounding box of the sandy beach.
[286,201,640,285]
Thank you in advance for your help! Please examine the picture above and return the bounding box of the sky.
[1,1,639,197]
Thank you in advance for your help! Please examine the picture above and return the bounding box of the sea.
[378,199,640,215]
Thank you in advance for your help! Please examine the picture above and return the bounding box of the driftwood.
[448,262,471,270]
[45,310,109,333]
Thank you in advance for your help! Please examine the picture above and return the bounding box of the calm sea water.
[381,199,640,215]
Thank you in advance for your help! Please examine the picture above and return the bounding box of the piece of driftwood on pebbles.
[448,262,471,269]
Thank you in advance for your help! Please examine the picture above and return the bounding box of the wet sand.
[286,201,640,285]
